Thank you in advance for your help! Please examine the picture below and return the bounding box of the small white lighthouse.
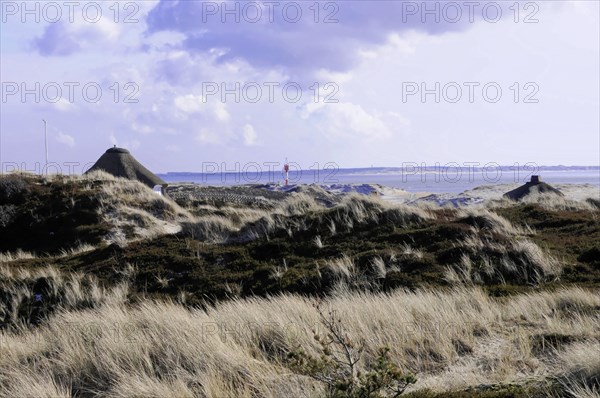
[283,159,289,186]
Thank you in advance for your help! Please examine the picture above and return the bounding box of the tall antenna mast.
[42,119,48,172]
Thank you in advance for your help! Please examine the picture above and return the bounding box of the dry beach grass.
[0,287,599,397]
[1,172,599,397]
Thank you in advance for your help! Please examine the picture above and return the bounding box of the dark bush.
[586,198,600,209]
[0,204,17,228]
[0,175,29,204]
[578,247,600,267]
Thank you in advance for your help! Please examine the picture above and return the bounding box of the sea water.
[158,167,600,194]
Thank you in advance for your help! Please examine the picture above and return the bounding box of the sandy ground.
[461,183,600,201]
[166,182,599,208]
[302,182,599,206]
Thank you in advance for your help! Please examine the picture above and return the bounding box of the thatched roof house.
[503,175,563,201]
[86,146,167,189]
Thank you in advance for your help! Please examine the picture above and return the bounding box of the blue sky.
[1,0,599,173]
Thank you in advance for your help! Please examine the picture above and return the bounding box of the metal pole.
[42,119,48,171]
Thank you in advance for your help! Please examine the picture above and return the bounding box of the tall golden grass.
[1,287,598,397]
[445,208,561,285]
[83,171,194,246]
[0,265,129,330]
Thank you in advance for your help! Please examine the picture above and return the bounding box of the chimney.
[530,175,541,184]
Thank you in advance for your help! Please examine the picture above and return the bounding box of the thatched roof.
[86,147,167,188]
[503,176,563,201]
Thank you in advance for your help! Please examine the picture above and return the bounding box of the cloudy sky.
[1,0,598,173]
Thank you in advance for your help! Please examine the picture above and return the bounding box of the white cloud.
[144,31,187,51]
[131,122,154,135]
[174,94,205,114]
[33,15,122,56]
[243,124,258,146]
[303,102,393,140]
[174,94,230,123]
[53,98,75,112]
[56,131,75,148]
[387,112,411,129]
[4,1,597,169]
[314,69,354,85]
[213,102,230,122]
[195,128,222,145]
[385,33,419,55]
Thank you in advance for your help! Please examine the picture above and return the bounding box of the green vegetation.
[2,173,599,314]
[0,174,107,254]
[1,173,599,397]
[18,209,599,302]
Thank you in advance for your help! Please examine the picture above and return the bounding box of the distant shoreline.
[158,168,600,194]
[162,165,600,176]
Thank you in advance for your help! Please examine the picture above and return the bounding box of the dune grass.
[0,265,129,330]
[0,287,598,397]
[86,171,195,245]
[0,249,37,263]
[5,172,597,307]
[2,173,600,396]
[485,193,600,215]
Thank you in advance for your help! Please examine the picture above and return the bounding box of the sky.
[1,0,599,173]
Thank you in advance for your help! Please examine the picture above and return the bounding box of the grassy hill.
[1,173,599,397]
